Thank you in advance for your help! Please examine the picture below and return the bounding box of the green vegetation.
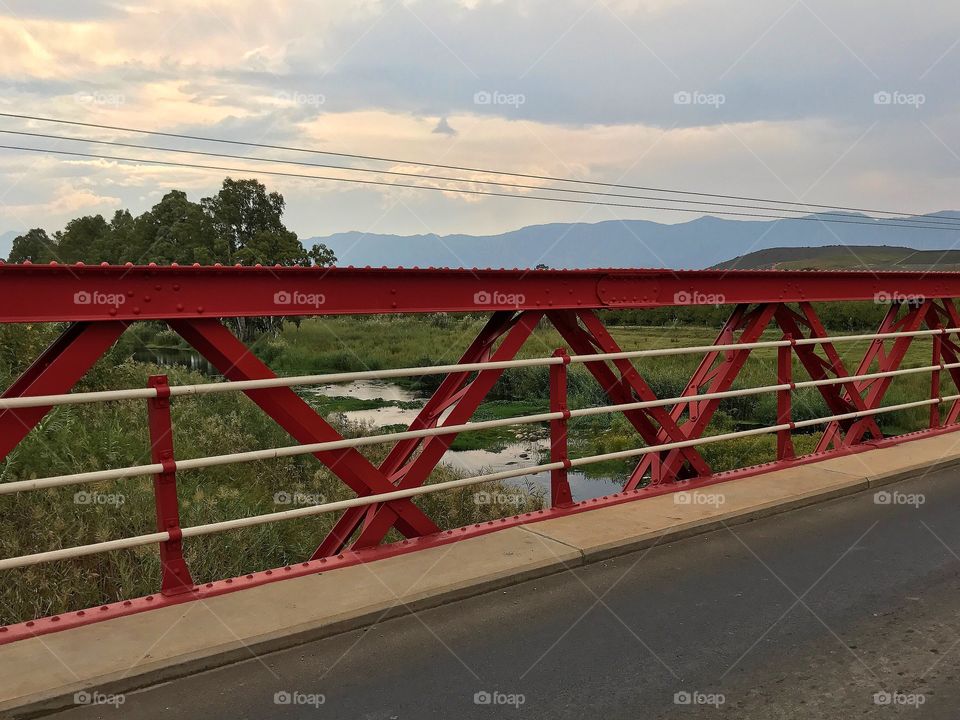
[0,181,951,626]
[713,244,960,271]
[0,355,544,624]
[0,307,947,625]
[5,177,334,267]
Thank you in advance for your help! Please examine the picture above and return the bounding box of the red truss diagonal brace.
[816,300,931,451]
[340,311,543,552]
[168,318,440,541]
[626,303,779,490]
[312,311,526,557]
[0,320,128,462]
[547,310,712,481]
[925,301,960,426]
[772,304,884,448]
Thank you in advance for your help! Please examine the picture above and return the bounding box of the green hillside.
[713,245,960,271]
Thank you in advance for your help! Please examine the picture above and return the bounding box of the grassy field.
[713,244,960,271]
[0,309,950,623]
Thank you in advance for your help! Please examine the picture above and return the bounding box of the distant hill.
[0,230,17,261]
[713,244,960,271]
[305,212,960,270]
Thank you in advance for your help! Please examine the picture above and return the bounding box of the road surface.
[53,466,960,719]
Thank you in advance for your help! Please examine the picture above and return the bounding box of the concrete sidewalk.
[4,431,960,718]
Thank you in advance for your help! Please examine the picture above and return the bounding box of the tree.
[202,178,335,266]
[55,215,111,263]
[308,242,337,267]
[136,191,215,264]
[202,178,285,263]
[4,177,336,269]
[7,229,57,263]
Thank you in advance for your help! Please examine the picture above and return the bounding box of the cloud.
[0,0,956,242]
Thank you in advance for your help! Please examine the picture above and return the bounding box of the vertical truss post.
[147,375,195,596]
[923,300,960,425]
[549,349,573,508]
[932,332,943,429]
[777,337,795,461]
[547,309,713,489]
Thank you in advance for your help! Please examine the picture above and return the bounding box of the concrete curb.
[4,433,960,718]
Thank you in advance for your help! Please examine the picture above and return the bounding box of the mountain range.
[305,212,960,270]
[4,212,960,270]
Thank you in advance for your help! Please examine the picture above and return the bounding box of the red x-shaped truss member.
[6,299,960,565]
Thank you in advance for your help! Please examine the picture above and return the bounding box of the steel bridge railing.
[2,325,960,575]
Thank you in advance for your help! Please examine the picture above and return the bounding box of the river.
[137,348,628,505]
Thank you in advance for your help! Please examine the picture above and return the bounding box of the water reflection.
[128,356,629,504]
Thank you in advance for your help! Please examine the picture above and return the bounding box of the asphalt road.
[54,467,960,719]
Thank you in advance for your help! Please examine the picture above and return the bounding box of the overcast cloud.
[0,0,957,254]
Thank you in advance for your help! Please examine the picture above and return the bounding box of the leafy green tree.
[55,215,111,263]
[203,178,287,263]
[308,242,337,267]
[4,178,335,268]
[135,190,216,264]
[7,229,57,263]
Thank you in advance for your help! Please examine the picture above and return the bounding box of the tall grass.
[0,308,948,623]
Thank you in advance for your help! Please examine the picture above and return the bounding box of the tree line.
[4,177,336,267]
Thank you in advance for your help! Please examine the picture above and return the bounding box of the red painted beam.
[5,263,960,322]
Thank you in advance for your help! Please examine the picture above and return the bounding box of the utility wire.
[5,128,960,230]
[0,111,956,225]
[1,142,956,232]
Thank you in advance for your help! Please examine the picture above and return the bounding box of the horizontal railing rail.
[2,322,959,576]
[3,359,960,496]
[0,392,954,572]
[1,326,957,411]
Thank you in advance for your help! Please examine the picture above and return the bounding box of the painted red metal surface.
[3,423,958,647]
[3,264,960,645]
[147,375,195,596]
[549,349,574,509]
[5,262,960,322]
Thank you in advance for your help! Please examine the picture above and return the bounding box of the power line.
[5,128,960,230]
[2,142,957,233]
[0,111,956,225]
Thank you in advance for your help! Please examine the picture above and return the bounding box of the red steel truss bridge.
[3,261,960,643]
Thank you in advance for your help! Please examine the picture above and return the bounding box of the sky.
[0,0,958,256]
